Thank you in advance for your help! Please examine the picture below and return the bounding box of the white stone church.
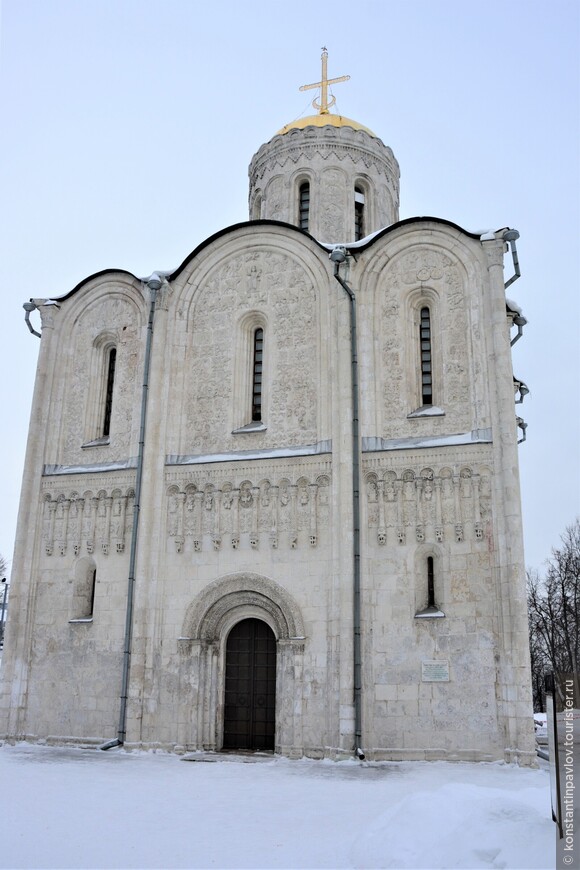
[0,53,535,763]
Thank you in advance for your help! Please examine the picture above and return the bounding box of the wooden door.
[223,618,276,751]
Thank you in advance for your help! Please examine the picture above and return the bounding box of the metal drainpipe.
[23,301,41,338]
[502,229,521,289]
[332,260,364,759]
[101,274,162,750]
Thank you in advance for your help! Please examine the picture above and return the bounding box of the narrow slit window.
[299,182,310,231]
[251,328,264,422]
[420,307,433,406]
[427,557,435,609]
[103,347,116,437]
[87,568,96,617]
[354,186,365,241]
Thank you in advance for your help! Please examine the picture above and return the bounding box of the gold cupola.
[248,49,400,242]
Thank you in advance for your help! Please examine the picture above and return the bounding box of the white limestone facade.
[249,119,400,238]
[0,108,535,763]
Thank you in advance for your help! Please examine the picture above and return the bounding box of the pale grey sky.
[0,0,578,572]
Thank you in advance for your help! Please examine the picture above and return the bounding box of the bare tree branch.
[527,518,580,709]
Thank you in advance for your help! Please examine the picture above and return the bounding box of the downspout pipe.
[510,314,527,346]
[331,249,364,760]
[101,273,162,749]
[502,229,521,289]
[23,302,41,338]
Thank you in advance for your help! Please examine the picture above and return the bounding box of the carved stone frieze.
[363,461,492,546]
[249,127,399,184]
[165,470,330,553]
[40,484,135,558]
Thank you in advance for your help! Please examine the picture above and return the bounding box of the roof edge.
[347,216,482,253]
[167,220,330,281]
[51,216,487,303]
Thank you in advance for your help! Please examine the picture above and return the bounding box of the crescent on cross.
[299,47,350,115]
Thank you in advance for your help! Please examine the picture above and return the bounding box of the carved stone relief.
[364,463,491,546]
[318,168,346,241]
[62,294,142,463]
[379,247,472,437]
[185,249,318,454]
[41,486,135,557]
[165,471,330,553]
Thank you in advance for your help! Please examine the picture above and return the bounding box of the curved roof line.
[165,216,482,280]
[167,219,330,281]
[57,268,140,301]
[53,216,482,302]
[350,216,482,253]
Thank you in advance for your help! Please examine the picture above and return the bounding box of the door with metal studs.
[223,618,276,751]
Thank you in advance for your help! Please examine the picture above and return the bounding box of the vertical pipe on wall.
[101,275,162,749]
[333,259,364,758]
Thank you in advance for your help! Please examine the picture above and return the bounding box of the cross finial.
[299,48,350,115]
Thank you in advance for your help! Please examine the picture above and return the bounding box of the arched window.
[299,182,310,231]
[84,332,120,447]
[252,193,262,220]
[354,186,365,241]
[232,315,267,433]
[427,556,435,609]
[103,347,116,437]
[420,307,433,406]
[251,328,264,422]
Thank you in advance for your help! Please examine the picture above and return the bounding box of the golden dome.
[277,113,377,137]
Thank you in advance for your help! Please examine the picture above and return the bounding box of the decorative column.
[452,475,463,543]
[289,484,298,549]
[377,479,386,545]
[309,482,318,547]
[269,485,279,549]
[434,477,443,542]
[250,486,260,549]
[44,499,56,556]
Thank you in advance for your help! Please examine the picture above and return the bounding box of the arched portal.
[223,618,276,751]
[178,573,306,756]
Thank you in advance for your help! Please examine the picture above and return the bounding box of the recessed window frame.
[298,181,310,231]
[69,558,97,622]
[251,191,263,220]
[420,306,433,407]
[83,331,119,447]
[415,551,445,619]
[406,290,444,417]
[354,185,365,241]
[232,312,268,433]
[102,346,117,437]
[353,178,372,243]
[251,327,264,423]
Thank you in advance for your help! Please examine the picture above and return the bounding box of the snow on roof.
[506,297,523,315]
[363,429,492,453]
[407,406,445,418]
[43,458,138,476]
[166,439,332,466]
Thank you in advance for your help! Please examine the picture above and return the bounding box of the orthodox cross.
[299,47,350,115]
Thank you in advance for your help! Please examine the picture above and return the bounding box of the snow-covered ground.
[0,743,553,870]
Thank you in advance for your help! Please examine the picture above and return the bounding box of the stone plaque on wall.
[421,660,450,682]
